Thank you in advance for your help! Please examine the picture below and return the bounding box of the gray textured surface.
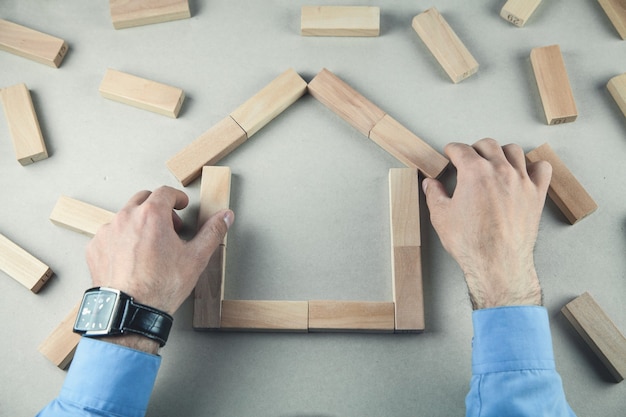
[0,1,625,416]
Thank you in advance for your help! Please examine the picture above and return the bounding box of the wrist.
[103,333,160,355]
[465,269,543,310]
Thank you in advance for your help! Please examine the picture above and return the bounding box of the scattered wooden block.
[193,167,232,330]
[301,6,380,37]
[109,0,191,29]
[389,169,424,333]
[99,69,185,118]
[229,68,308,138]
[411,8,479,83]
[0,83,49,165]
[49,196,115,237]
[38,301,82,370]
[526,143,597,224]
[0,18,68,67]
[370,115,448,179]
[597,0,626,39]
[500,0,542,27]
[607,73,626,117]
[562,292,626,382]
[308,301,395,332]
[220,300,309,332]
[530,45,578,125]
[0,233,52,293]
[308,68,386,137]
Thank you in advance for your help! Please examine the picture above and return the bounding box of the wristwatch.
[73,287,173,347]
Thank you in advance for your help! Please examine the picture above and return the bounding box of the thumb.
[422,178,450,211]
[190,209,234,260]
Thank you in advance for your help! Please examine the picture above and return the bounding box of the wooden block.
[0,19,68,67]
[0,233,52,293]
[598,0,626,39]
[49,196,115,237]
[411,8,479,83]
[193,167,231,330]
[607,73,626,117]
[0,83,49,165]
[308,301,395,332]
[220,300,309,332]
[526,143,597,224]
[389,169,424,332]
[530,45,578,125]
[99,69,185,118]
[370,115,448,179]
[500,0,542,27]
[109,0,191,29]
[301,6,380,37]
[308,68,386,137]
[562,292,626,382]
[166,116,247,186]
[38,302,82,369]
[229,68,307,137]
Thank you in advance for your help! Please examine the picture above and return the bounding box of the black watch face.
[75,290,119,333]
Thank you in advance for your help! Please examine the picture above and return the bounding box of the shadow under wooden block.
[562,292,626,382]
[38,302,82,370]
[308,301,395,333]
[0,18,68,67]
[109,0,191,29]
[0,233,53,293]
[301,6,380,37]
[49,196,116,237]
[220,300,309,332]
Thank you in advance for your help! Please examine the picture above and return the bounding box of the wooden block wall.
[49,196,116,237]
[301,6,380,37]
[109,0,191,29]
[38,301,82,369]
[0,18,68,67]
[0,233,53,293]
[500,0,542,27]
[308,301,395,332]
[220,300,309,332]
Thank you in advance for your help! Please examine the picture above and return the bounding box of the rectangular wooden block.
[562,292,626,382]
[193,167,232,330]
[166,116,247,186]
[0,233,52,293]
[412,8,479,83]
[49,196,116,237]
[109,0,191,29]
[99,68,185,118]
[220,300,309,332]
[308,301,395,332]
[0,18,68,67]
[530,45,578,125]
[0,83,49,165]
[500,0,542,27]
[598,0,626,39]
[301,6,380,37]
[308,68,386,137]
[389,168,421,248]
[526,143,597,224]
[229,68,307,137]
[607,73,626,117]
[370,115,448,179]
[38,302,82,369]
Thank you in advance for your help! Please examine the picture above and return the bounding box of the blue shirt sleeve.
[466,306,576,417]
[37,337,161,417]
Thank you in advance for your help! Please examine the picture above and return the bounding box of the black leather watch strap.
[121,300,173,347]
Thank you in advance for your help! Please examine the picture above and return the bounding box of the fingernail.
[223,211,234,229]
[422,179,429,193]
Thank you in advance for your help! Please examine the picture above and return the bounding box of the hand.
[422,139,551,309]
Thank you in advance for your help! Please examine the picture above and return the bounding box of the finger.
[472,138,506,162]
[502,143,527,172]
[444,142,482,169]
[422,178,451,212]
[147,186,190,211]
[172,210,184,233]
[527,160,552,194]
[189,209,234,261]
[125,190,152,208]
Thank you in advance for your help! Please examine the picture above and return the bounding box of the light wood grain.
[230,68,307,137]
[389,168,421,248]
[500,0,542,27]
[598,0,626,39]
[530,44,578,125]
[0,233,52,293]
[0,83,48,165]
[193,167,231,330]
[99,68,185,118]
[49,196,115,237]
[0,18,67,67]
[301,6,380,37]
[562,292,626,382]
[370,115,448,179]
[166,116,247,186]
[38,301,82,369]
[308,301,395,332]
[109,0,190,29]
[607,73,626,117]
[411,8,479,83]
[526,143,597,224]
[220,300,309,332]
[308,68,386,137]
